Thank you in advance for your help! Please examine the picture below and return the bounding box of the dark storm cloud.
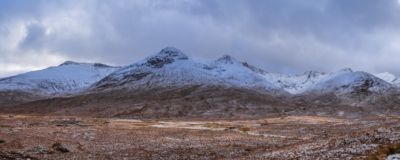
[0,0,400,78]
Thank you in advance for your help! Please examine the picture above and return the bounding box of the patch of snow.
[151,124,225,130]
[388,154,400,160]
[247,132,288,138]
[151,125,168,128]
[158,121,214,125]
[112,119,142,122]
[374,72,400,87]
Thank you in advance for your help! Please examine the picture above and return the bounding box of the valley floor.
[0,115,400,159]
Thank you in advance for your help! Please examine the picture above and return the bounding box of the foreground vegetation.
[0,115,400,159]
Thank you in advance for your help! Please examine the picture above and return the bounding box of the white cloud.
[0,50,67,78]
[1,0,400,77]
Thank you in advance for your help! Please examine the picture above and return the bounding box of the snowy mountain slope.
[303,71,398,102]
[240,60,399,101]
[90,47,288,95]
[317,68,353,83]
[240,62,355,94]
[0,61,120,96]
[260,71,328,94]
[374,72,400,87]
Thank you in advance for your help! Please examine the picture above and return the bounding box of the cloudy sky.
[1,0,400,78]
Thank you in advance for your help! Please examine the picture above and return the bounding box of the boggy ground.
[0,115,400,159]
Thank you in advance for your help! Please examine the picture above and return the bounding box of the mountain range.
[1,47,399,119]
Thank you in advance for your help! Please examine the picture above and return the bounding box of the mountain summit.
[90,47,288,95]
[304,71,397,102]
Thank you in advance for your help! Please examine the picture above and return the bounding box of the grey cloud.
[0,0,400,77]
[19,23,46,51]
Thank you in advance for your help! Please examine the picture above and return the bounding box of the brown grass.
[238,127,250,132]
[0,115,399,159]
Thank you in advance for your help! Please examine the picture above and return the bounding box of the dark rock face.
[159,47,188,58]
[121,48,189,71]
[94,72,153,89]
[60,61,117,68]
[59,61,80,66]
[122,72,152,81]
[217,55,235,64]
[94,63,114,68]
[119,72,152,86]
[145,57,175,68]
[56,147,69,153]
[304,71,326,80]
[92,71,153,90]
[0,76,14,82]
[142,47,188,68]
[240,62,268,75]
[202,65,214,70]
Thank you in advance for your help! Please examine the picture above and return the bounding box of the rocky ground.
[1,115,400,159]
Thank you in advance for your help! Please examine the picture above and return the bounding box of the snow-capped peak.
[218,54,235,61]
[59,61,80,66]
[341,68,353,72]
[117,47,190,73]
[59,61,115,68]
[374,72,400,87]
[374,72,396,82]
[304,71,396,99]
[158,47,189,59]
[317,68,353,83]
[213,54,240,66]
